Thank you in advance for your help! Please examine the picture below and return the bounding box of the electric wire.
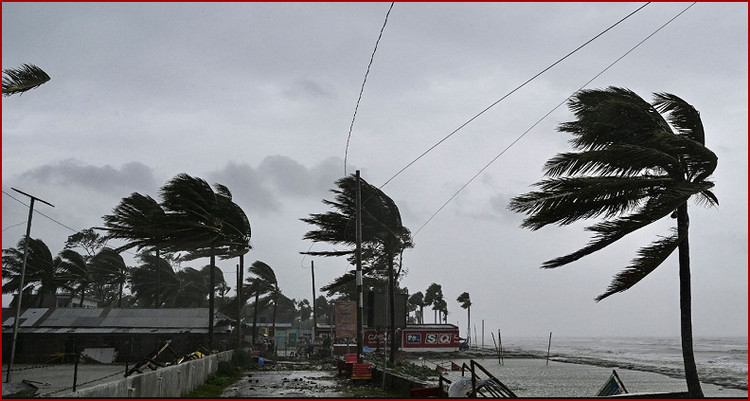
[343,2,395,176]
[413,2,697,237]
[378,2,651,190]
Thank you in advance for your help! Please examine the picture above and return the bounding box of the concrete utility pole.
[6,188,54,383]
[311,260,317,342]
[355,170,364,363]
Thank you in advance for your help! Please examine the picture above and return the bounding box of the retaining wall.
[59,350,234,398]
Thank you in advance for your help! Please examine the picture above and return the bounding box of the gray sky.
[2,2,747,338]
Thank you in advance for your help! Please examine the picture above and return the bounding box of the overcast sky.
[2,3,747,339]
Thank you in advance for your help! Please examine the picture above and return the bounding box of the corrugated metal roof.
[2,308,216,330]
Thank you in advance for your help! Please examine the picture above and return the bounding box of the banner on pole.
[334,300,357,338]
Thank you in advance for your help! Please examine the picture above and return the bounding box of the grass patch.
[184,352,248,398]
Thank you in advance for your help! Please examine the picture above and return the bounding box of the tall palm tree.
[408,291,426,324]
[509,87,717,397]
[423,283,443,323]
[101,174,251,347]
[457,292,472,344]
[246,261,278,344]
[55,249,89,306]
[159,174,251,347]
[129,254,180,307]
[2,63,50,96]
[90,248,129,307]
[2,237,62,307]
[302,174,412,363]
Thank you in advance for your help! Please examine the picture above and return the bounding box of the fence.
[58,350,234,398]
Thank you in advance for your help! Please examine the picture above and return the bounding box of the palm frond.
[543,145,679,178]
[509,176,670,230]
[541,180,710,268]
[595,231,680,301]
[2,64,50,96]
[652,93,705,145]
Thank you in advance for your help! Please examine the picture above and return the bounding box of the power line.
[2,190,78,233]
[344,2,395,176]
[379,2,651,190]
[413,2,697,237]
[3,221,27,232]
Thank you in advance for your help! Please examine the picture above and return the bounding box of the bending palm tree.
[509,87,717,397]
[457,292,471,345]
[302,173,412,363]
[2,64,50,96]
[2,237,63,307]
[55,249,89,307]
[90,248,129,307]
[102,174,251,347]
[246,261,278,345]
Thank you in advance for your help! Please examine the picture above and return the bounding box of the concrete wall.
[60,350,234,398]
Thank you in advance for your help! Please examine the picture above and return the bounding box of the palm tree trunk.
[79,284,86,307]
[252,288,259,346]
[677,203,704,398]
[155,249,160,308]
[208,245,215,349]
[272,295,278,356]
[118,281,123,308]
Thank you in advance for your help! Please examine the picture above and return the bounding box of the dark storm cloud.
[18,159,158,194]
[207,156,344,213]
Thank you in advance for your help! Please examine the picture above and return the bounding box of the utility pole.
[311,260,317,343]
[237,254,244,349]
[6,188,54,383]
[355,170,364,363]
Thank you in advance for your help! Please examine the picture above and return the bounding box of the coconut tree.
[101,174,251,347]
[457,292,472,344]
[159,174,251,347]
[246,261,278,345]
[2,63,50,96]
[2,237,63,307]
[509,87,717,397]
[90,248,129,307]
[408,291,426,324]
[302,173,412,363]
[423,283,443,323]
[55,249,89,306]
[129,254,180,307]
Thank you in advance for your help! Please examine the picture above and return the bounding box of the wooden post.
[546,332,552,366]
[73,339,80,392]
[498,329,504,365]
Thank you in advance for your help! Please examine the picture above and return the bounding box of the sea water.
[456,336,747,397]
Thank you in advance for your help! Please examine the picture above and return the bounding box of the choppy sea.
[496,336,747,392]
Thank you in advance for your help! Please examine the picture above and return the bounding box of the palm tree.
[302,173,412,363]
[129,254,180,307]
[90,248,129,307]
[457,292,472,345]
[2,237,62,307]
[509,87,717,397]
[55,249,89,306]
[408,291,426,324]
[2,63,50,96]
[246,261,278,345]
[101,174,251,347]
[423,283,443,323]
